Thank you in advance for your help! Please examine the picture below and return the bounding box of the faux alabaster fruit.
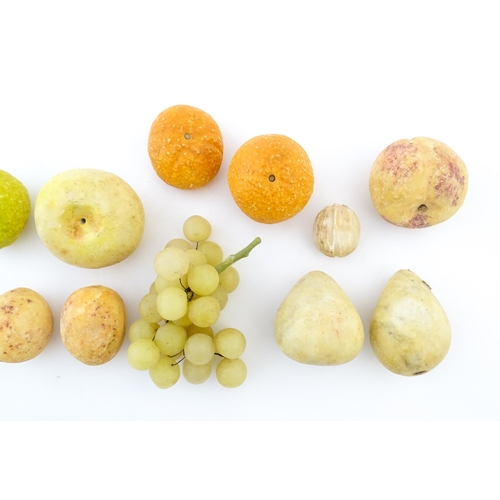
[274,271,364,365]
[148,104,223,190]
[313,203,360,258]
[228,134,314,224]
[369,136,468,228]
[128,215,258,389]
[60,285,127,365]
[34,169,145,268]
[0,170,31,249]
[0,288,53,363]
[369,270,451,376]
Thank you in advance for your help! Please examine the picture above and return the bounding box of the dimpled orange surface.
[147,105,223,190]
[227,134,314,224]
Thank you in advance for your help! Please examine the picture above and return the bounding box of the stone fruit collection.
[0,103,469,386]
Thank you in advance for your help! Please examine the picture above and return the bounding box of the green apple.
[0,169,31,249]
[34,169,145,268]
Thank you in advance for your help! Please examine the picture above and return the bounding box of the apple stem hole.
[417,204,427,212]
[80,218,86,224]
[268,174,276,182]
[413,371,427,375]
[184,133,191,140]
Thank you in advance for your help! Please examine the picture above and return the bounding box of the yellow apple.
[34,169,145,268]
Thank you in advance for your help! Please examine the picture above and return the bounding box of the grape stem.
[215,237,262,274]
[171,354,185,365]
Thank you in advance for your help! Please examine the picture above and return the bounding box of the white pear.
[274,271,364,365]
[369,269,451,376]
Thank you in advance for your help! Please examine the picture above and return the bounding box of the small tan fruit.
[369,269,451,376]
[313,203,360,257]
[60,285,126,365]
[369,137,468,228]
[0,288,53,363]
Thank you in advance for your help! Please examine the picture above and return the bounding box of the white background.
[1,0,499,422]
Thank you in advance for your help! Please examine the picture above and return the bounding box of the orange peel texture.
[148,104,223,190]
[228,134,314,224]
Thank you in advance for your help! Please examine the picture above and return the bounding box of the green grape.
[186,324,214,338]
[188,296,220,327]
[219,266,240,293]
[184,333,215,365]
[154,246,190,281]
[214,328,246,359]
[138,292,163,323]
[197,241,223,266]
[183,215,212,242]
[185,248,208,268]
[149,357,180,389]
[172,311,192,328]
[127,339,161,371]
[182,358,212,384]
[165,238,192,251]
[209,285,228,310]
[154,322,187,356]
[128,318,158,342]
[155,274,188,293]
[156,286,188,321]
[187,263,219,296]
[216,358,247,388]
[154,275,170,293]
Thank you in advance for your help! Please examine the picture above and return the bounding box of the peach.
[369,137,468,228]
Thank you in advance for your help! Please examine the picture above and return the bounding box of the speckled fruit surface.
[60,285,126,366]
[228,134,314,224]
[0,288,53,363]
[148,104,223,190]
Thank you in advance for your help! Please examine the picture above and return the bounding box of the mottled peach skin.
[60,285,126,366]
[0,288,53,363]
[369,137,468,228]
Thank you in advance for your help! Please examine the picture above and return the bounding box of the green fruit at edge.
[0,170,31,248]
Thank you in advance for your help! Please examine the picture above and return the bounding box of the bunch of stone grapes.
[127,215,260,389]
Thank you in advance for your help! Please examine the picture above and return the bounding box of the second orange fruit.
[228,134,314,224]
[148,105,223,190]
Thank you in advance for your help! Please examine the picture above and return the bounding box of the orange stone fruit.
[227,134,314,224]
[148,104,223,190]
